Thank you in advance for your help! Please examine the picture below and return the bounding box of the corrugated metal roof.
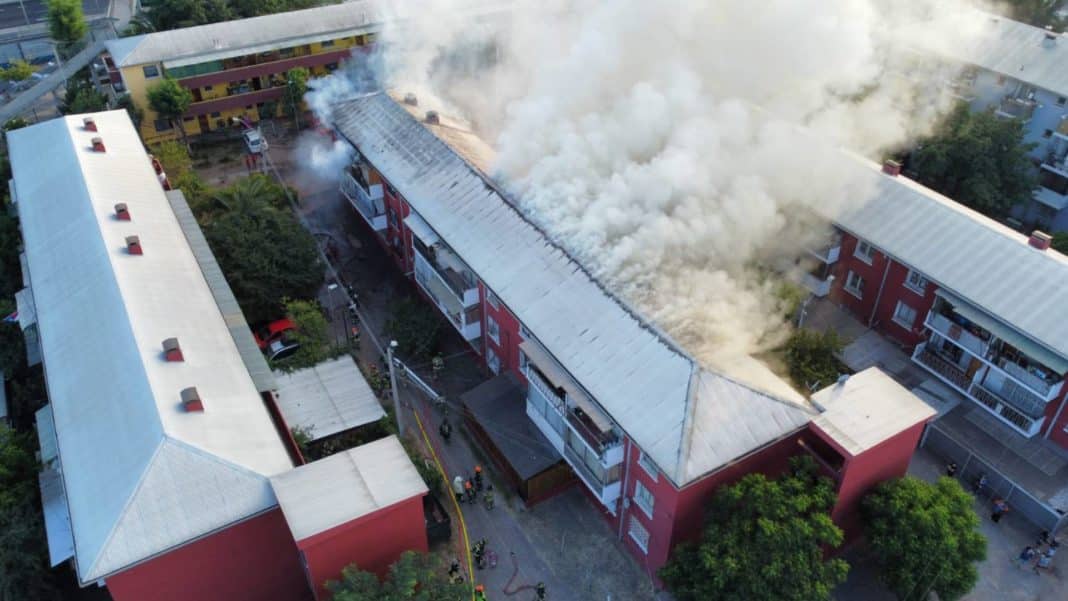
[39,468,75,567]
[7,111,292,583]
[166,189,276,393]
[270,435,427,542]
[274,356,385,441]
[835,158,1068,365]
[331,93,814,486]
[923,10,1068,97]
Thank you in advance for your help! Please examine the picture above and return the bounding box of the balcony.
[173,47,359,89]
[801,272,833,297]
[945,76,976,102]
[968,383,1044,436]
[997,359,1062,400]
[412,244,478,307]
[913,343,972,392]
[186,86,285,117]
[924,310,988,358]
[807,241,841,265]
[413,250,481,340]
[340,168,386,231]
[995,96,1038,122]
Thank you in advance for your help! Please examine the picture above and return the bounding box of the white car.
[243,129,268,154]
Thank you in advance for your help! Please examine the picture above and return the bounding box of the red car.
[253,319,300,361]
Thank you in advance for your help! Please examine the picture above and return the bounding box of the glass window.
[518,349,528,371]
[854,240,875,264]
[153,119,173,132]
[210,111,221,118]
[637,451,658,481]
[142,65,160,78]
[486,290,500,310]
[845,270,865,298]
[486,314,500,345]
[628,516,650,553]
[893,301,917,330]
[321,39,335,47]
[487,346,501,375]
[634,480,655,518]
[904,269,928,294]
[1058,96,1067,107]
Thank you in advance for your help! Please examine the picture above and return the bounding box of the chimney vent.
[882,159,902,176]
[403,92,418,106]
[180,387,204,412]
[115,203,130,220]
[125,235,142,255]
[163,337,183,362]
[1029,230,1052,251]
[1043,32,1058,48]
[83,117,97,132]
[91,137,106,152]
[425,110,439,125]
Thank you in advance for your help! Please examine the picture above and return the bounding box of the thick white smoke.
[317,0,990,372]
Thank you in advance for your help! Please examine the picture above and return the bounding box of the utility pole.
[387,339,404,437]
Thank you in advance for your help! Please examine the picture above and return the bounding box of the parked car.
[243,128,268,154]
[253,318,300,361]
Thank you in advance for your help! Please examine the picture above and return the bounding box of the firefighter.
[474,465,484,491]
[483,484,495,510]
[535,582,546,600]
[447,558,462,583]
[474,584,487,600]
[465,478,476,503]
[473,539,487,569]
[439,419,452,443]
[452,476,465,503]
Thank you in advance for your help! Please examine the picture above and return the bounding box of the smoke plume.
[316,0,990,373]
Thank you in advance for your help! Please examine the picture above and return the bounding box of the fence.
[922,423,1066,534]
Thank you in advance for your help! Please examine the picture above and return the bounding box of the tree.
[910,103,1038,217]
[60,82,107,114]
[1052,232,1068,254]
[386,298,442,361]
[863,476,987,601]
[273,298,334,370]
[46,0,88,59]
[327,551,468,601]
[0,423,57,600]
[150,140,193,181]
[1004,0,1066,29]
[0,60,33,82]
[115,94,144,130]
[3,118,29,131]
[147,77,193,146]
[283,67,309,128]
[660,457,848,601]
[783,329,844,392]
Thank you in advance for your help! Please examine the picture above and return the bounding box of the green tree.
[1004,0,1066,29]
[3,117,29,131]
[863,476,987,601]
[283,67,309,128]
[0,60,33,82]
[60,82,107,114]
[660,457,848,601]
[115,94,144,130]
[0,210,22,298]
[911,103,1038,217]
[385,298,441,361]
[0,423,57,600]
[1051,232,1068,254]
[150,140,193,181]
[784,329,844,392]
[272,298,334,370]
[0,299,26,377]
[147,77,193,146]
[327,551,468,600]
[46,0,88,59]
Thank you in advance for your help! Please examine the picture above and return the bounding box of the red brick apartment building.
[8,111,427,601]
[329,92,937,576]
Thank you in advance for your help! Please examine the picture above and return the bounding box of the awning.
[36,405,58,465]
[404,213,440,247]
[15,287,35,330]
[274,356,385,441]
[518,340,614,432]
[936,289,1068,374]
[38,468,74,567]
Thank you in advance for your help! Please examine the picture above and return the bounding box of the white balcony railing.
[800,272,833,297]
[924,311,988,358]
[340,171,386,231]
[414,250,480,340]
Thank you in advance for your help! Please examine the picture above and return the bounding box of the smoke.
[316,0,990,373]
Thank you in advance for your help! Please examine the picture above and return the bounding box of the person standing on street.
[1015,546,1036,567]
[946,462,958,478]
[452,476,465,503]
[991,498,1009,523]
[465,478,476,503]
[474,465,484,491]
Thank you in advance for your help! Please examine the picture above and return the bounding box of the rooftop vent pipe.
[115,203,130,221]
[91,137,106,152]
[180,387,204,412]
[83,117,97,132]
[1029,230,1052,251]
[882,159,902,176]
[125,235,142,255]
[404,93,418,106]
[163,337,183,362]
[425,110,440,125]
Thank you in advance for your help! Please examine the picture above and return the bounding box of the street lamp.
[387,340,404,437]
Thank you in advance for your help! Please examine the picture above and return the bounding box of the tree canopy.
[0,60,33,82]
[863,476,986,601]
[386,298,442,361]
[129,0,324,34]
[327,551,468,601]
[910,102,1038,217]
[45,0,88,58]
[273,298,335,371]
[784,329,845,392]
[147,78,193,143]
[0,423,58,601]
[1004,0,1066,29]
[660,457,849,601]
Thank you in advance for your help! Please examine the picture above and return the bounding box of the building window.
[387,206,398,228]
[845,270,865,298]
[1058,96,1067,107]
[153,119,173,132]
[904,269,928,295]
[486,346,501,375]
[628,516,650,553]
[1044,129,1054,139]
[518,349,528,371]
[637,451,659,481]
[486,290,500,310]
[210,111,221,118]
[487,314,500,345]
[204,85,213,91]
[321,39,335,47]
[143,65,160,78]
[634,480,655,518]
[325,63,339,72]
[854,240,875,264]
[892,301,918,330]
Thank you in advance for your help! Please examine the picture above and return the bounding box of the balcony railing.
[800,272,833,297]
[564,442,622,506]
[969,383,1043,436]
[414,250,481,340]
[418,246,478,307]
[998,359,1059,399]
[340,171,386,231]
[995,97,1038,122]
[808,242,841,265]
[924,311,988,358]
[913,345,972,391]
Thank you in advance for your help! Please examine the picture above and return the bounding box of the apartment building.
[824,160,1068,448]
[922,12,1068,231]
[8,111,428,600]
[103,3,381,143]
[330,91,936,576]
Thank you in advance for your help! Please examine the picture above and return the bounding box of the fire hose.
[502,551,539,597]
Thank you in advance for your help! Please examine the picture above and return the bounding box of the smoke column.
[324,0,989,371]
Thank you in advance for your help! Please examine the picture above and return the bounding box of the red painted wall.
[1042,391,1068,446]
[481,283,524,378]
[298,495,428,600]
[106,508,310,601]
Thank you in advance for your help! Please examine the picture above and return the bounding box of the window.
[634,480,655,518]
[892,301,918,330]
[854,240,875,264]
[845,270,865,298]
[486,346,501,375]
[904,269,928,294]
[518,349,528,371]
[387,206,398,227]
[325,63,339,72]
[153,119,173,132]
[1044,129,1054,139]
[486,290,500,310]
[142,65,160,78]
[628,516,650,553]
[637,451,658,481]
[210,111,221,118]
[486,314,500,345]
[204,85,213,91]
[1058,96,1067,107]
[321,39,335,47]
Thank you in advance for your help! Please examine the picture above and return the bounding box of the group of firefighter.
[452,465,495,509]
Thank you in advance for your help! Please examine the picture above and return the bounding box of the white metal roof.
[331,93,814,487]
[39,468,75,567]
[274,356,385,441]
[810,368,936,456]
[270,435,427,542]
[834,158,1068,368]
[8,111,292,583]
[921,11,1068,98]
